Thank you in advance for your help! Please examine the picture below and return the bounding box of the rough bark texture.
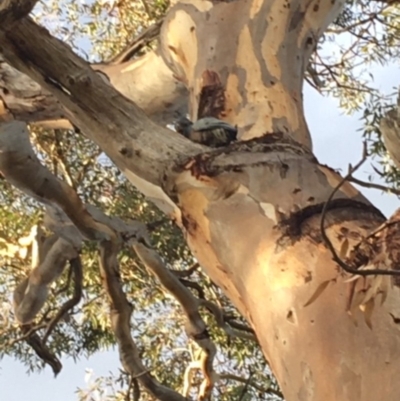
[0,51,188,127]
[0,0,37,27]
[2,1,400,401]
[0,17,199,218]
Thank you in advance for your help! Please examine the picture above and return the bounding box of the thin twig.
[223,318,255,335]
[221,373,283,398]
[179,278,205,299]
[348,176,400,196]
[7,323,47,346]
[238,371,253,401]
[170,262,200,278]
[146,217,170,231]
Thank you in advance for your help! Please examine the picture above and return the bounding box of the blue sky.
[1,51,400,401]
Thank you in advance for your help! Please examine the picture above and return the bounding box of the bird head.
[174,116,193,138]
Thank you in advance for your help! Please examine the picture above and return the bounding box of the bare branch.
[170,262,200,278]
[0,121,188,400]
[0,52,188,128]
[0,19,198,189]
[42,257,83,344]
[348,176,400,196]
[99,241,187,401]
[134,241,217,399]
[133,241,256,398]
[200,299,256,342]
[220,373,283,398]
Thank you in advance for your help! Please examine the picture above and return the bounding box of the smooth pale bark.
[173,144,400,401]
[160,0,332,146]
[2,1,400,401]
[159,1,400,400]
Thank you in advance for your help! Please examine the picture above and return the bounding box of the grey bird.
[380,91,400,169]
[174,116,237,148]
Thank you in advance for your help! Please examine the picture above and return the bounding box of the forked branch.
[0,121,188,400]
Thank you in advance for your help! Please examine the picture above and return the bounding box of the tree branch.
[42,257,83,344]
[134,242,217,399]
[0,52,188,127]
[0,21,202,216]
[0,120,188,400]
[0,18,197,190]
[320,145,400,278]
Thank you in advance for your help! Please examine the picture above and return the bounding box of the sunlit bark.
[160,1,400,400]
[2,1,400,401]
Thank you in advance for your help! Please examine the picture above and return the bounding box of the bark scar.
[198,70,226,119]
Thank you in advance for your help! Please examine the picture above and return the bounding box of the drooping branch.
[109,19,164,64]
[97,240,188,401]
[11,230,82,375]
[0,120,188,401]
[134,242,218,399]
[13,234,79,325]
[8,220,80,375]
[41,257,83,344]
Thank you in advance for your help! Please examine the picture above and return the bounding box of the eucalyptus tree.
[1,1,400,401]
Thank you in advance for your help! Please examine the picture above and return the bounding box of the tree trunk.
[160,1,400,399]
[2,1,400,400]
